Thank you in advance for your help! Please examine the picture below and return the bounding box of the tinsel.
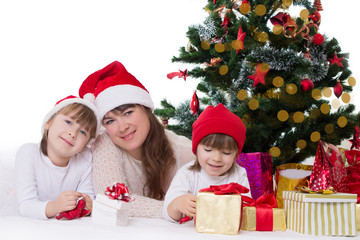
[194,17,217,41]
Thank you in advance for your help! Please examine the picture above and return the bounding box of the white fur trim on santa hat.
[41,97,101,137]
[95,84,154,120]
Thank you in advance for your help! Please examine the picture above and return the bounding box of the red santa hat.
[41,95,100,136]
[192,103,246,154]
[79,61,154,120]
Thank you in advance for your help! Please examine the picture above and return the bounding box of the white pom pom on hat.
[41,95,101,137]
[79,61,154,120]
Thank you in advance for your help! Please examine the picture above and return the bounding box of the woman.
[79,61,194,218]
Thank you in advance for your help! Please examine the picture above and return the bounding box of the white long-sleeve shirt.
[163,160,252,222]
[15,143,95,219]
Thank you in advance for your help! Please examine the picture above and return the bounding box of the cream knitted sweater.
[91,130,194,218]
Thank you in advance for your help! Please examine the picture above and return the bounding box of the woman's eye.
[124,110,133,116]
[103,119,114,125]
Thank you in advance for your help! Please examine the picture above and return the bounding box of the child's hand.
[167,193,196,222]
[81,193,93,215]
[45,191,82,218]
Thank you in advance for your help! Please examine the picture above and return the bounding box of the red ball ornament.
[334,81,343,98]
[300,78,314,92]
[313,33,324,45]
[309,10,321,25]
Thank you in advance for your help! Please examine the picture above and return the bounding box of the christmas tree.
[155,0,359,168]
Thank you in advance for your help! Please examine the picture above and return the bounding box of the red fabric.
[55,95,77,106]
[79,61,149,98]
[191,103,246,154]
[56,199,90,220]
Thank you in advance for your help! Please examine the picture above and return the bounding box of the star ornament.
[329,52,343,67]
[248,63,270,87]
[167,69,188,81]
[236,26,246,54]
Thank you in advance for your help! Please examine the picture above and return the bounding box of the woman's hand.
[167,193,196,222]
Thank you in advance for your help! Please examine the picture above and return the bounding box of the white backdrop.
[1,0,359,154]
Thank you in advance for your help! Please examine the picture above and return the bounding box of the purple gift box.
[236,152,273,200]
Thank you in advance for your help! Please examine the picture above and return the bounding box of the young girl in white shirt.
[163,103,251,222]
[15,95,100,219]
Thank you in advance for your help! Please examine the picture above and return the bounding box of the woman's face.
[102,105,150,160]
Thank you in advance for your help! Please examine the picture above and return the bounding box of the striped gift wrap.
[283,191,357,236]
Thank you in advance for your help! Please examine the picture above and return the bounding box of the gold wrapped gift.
[241,206,286,231]
[357,204,360,231]
[195,192,242,235]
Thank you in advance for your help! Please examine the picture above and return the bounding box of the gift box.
[241,206,286,231]
[236,152,273,200]
[92,193,131,226]
[283,191,357,236]
[92,183,132,226]
[357,204,360,231]
[195,183,250,235]
[195,192,242,235]
[275,163,312,208]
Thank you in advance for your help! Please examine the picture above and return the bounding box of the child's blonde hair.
[189,133,238,175]
[40,103,97,156]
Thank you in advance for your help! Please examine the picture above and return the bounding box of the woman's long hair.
[111,104,176,200]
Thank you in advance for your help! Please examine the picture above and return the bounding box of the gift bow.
[244,193,277,208]
[56,198,90,220]
[105,183,131,202]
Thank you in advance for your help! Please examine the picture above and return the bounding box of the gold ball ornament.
[237,89,247,101]
[348,76,356,86]
[273,76,284,87]
[248,98,259,110]
[231,40,243,50]
[337,116,348,128]
[320,103,330,114]
[269,147,281,157]
[254,4,266,16]
[219,65,229,75]
[277,110,289,122]
[322,87,332,98]
[293,111,304,123]
[201,41,210,50]
[300,9,309,20]
[239,2,251,15]
[215,43,225,53]
[324,124,334,134]
[310,131,321,142]
[282,0,292,8]
[341,92,351,103]
[257,32,268,42]
[296,139,307,149]
[260,63,270,73]
[286,83,297,95]
[311,89,322,100]
[273,24,283,35]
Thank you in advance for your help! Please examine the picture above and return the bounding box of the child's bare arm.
[167,193,196,222]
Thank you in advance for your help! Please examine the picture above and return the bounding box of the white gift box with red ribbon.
[92,193,132,226]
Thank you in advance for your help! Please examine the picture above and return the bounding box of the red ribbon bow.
[105,183,131,202]
[243,193,278,231]
[199,182,249,195]
[56,199,90,220]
